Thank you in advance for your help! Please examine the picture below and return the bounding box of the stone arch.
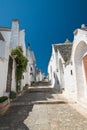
[59,59,64,91]
[74,41,87,98]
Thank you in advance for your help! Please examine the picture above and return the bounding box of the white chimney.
[10,19,19,49]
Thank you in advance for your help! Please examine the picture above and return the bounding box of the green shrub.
[0,96,8,103]
[11,46,28,92]
[9,91,16,99]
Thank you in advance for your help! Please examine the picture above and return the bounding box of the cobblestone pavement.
[0,82,87,130]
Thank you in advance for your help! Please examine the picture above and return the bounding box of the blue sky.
[0,0,87,75]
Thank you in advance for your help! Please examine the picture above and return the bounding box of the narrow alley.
[0,82,87,130]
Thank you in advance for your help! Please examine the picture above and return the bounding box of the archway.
[83,55,87,84]
[74,41,87,98]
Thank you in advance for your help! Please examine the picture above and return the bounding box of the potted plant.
[0,96,10,115]
[9,91,16,100]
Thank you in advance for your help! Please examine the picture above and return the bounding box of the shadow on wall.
[53,73,61,93]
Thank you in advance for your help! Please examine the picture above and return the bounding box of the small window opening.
[30,67,32,71]
[71,70,73,75]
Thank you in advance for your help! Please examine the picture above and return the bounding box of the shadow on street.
[12,81,58,103]
[0,81,56,130]
[0,104,33,130]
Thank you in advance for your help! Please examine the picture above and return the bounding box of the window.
[30,72,33,75]
[71,70,73,75]
[30,67,32,71]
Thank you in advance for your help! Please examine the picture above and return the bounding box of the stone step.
[11,100,76,106]
[28,87,60,93]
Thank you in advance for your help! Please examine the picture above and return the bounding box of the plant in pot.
[9,91,16,100]
[0,96,10,115]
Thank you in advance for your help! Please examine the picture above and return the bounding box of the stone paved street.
[0,82,87,130]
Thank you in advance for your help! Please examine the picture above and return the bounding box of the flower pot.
[0,99,10,115]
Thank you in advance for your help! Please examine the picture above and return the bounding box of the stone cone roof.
[0,26,11,31]
[53,43,73,62]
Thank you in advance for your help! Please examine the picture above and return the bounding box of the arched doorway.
[83,55,87,84]
[74,41,87,98]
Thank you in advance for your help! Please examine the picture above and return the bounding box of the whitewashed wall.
[29,64,36,82]
[39,72,44,81]
[0,60,8,96]
[10,20,19,49]
[48,46,60,91]
[56,50,76,98]
[63,64,76,98]
[11,60,16,92]
[0,41,6,59]
[36,74,40,82]
[57,51,64,89]
[19,30,26,56]
[26,48,36,85]
[0,41,9,60]
[1,31,11,47]
[26,63,31,85]
[19,30,27,89]
[0,39,10,97]
[72,28,87,100]
[48,55,54,85]
[48,26,87,106]
[0,19,37,96]
[36,71,44,82]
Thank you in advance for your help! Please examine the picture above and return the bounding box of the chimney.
[81,24,86,29]
[65,38,70,44]
[10,19,19,49]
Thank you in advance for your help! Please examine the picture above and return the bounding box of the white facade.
[0,60,8,96]
[71,25,87,102]
[48,24,87,105]
[26,46,36,85]
[48,45,61,92]
[0,19,36,96]
[48,41,75,96]
[36,69,45,82]
[0,29,10,96]
[10,20,27,92]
